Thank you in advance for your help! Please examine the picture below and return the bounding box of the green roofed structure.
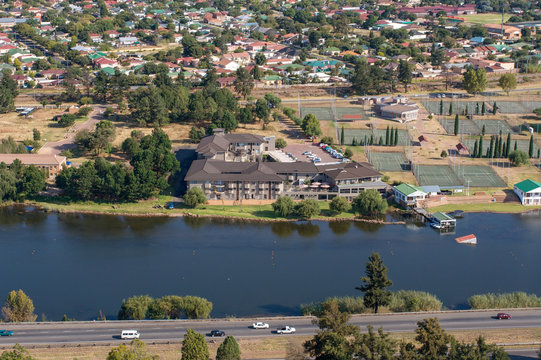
[513,179,541,205]
[393,183,427,208]
[431,211,456,228]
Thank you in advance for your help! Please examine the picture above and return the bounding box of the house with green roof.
[431,211,456,228]
[322,46,340,55]
[393,183,427,207]
[513,179,541,205]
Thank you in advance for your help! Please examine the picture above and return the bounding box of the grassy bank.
[27,198,359,221]
[428,202,541,214]
[469,292,541,309]
[11,328,541,360]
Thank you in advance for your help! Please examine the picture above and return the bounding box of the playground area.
[368,152,410,172]
[413,164,506,188]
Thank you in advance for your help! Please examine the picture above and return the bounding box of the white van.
[121,330,140,339]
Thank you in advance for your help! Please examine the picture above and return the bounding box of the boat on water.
[449,210,464,218]
[456,234,477,245]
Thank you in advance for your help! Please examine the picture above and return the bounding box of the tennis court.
[301,106,367,121]
[369,152,410,171]
[495,101,541,114]
[460,165,507,187]
[415,165,462,187]
[439,118,480,135]
[463,138,538,155]
[343,129,411,146]
[475,119,514,134]
[422,101,485,115]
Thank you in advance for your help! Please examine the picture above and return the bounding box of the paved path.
[0,309,540,346]
[38,105,106,155]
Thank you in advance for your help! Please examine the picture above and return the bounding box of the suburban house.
[513,179,541,205]
[0,154,68,179]
[196,130,276,162]
[484,24,522,41]
[393,183,427,207]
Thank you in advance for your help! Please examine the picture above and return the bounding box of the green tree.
[272,196,295,217]
[0,344,36,360]
[493,102,498,115]
[463,68,487,94]
[509,150,529,166]
[394,128,398,146]
[415,318,451,359]
[118,295,153,320]
[58,114,76,127]
[181,329,209,360]
[304,299,359,360]
[482,102,486,115]
[0,168,17,202]
[355,325,396,360]
[184,187,207,208]
[398,59,412,93]
[505,133,511,157]
[472,140,478,158]
[1,289,37,322]
[498,73,517,96]
[32,128,41,141]
[216,336,241,360]
[341,126,345,145]
[106,339,158,360]
[478,136,483,158]
[454,114,459,135]
[20,165,46,196]
[255,98,270,123]
[439,100,443,115]
[329,197,351,215]
[128,86,169,127]
[0,70,19,113]
[529,134,534,158]
[233,67,254,99]
[301,114,322,137]
[356,252,393,313]
[275,138,287,149]
[254,52,266,66]
[385,126,390,145]
[352,189,387,217]
[440,150,448,158]
[482,124,486,136]
[295,199,320,219]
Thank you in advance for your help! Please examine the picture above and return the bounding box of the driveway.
[38,105,106,155]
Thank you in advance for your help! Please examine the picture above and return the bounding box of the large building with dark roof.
[196,129,275,162]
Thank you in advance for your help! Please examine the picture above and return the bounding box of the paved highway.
[0,310,540,346]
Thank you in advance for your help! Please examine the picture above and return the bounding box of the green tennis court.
[463,138,538,155]
[369,152,410,171]
[475,119,514,134]
[460,165,507,187]
[416,165,462,187]
[301,106,367,121]
[439,118,480,135]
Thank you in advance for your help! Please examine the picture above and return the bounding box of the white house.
[513,179,541,205]
[393,183,427,207]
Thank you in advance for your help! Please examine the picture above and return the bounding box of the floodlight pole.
[466,179,471,196]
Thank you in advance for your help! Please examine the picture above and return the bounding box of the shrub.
[184,187,207,208]
[388,290,443,312]
[272,196,295,217]
[320,136,333,145]
[76,106,92,116]
[508,150,529,166]
[468,292,541,309]
[57,114,76,127]
[295,199,320,219]
[352,189,388,217]
[329,196,351,214]
[275,138,287,149]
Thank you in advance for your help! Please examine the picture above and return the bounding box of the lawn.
[428,202,541,213]
[461,13,512,24]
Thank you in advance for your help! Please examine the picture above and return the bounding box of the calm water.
[1,206,541,321]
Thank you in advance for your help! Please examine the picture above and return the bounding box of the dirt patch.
[0,108,71,144]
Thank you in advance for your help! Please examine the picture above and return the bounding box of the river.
[1,206,540,321]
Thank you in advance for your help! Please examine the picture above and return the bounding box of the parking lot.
[283,143,342,164]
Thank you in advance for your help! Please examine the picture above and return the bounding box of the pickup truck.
[276,326,296,334]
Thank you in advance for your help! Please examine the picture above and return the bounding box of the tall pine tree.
[394,128,398,146]
[505,133,511,157]
[454,114,459,135]
[472,140,478,158]
[529,134,534,158]
[385,126,390,145]
[478,136,483,158]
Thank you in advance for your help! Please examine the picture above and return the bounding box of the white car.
[276,326,296,334]
[252,322,270,329]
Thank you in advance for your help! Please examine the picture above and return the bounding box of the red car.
[496,313,511,319]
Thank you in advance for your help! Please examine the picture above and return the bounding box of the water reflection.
[271,222,296,237]
[183,216,208,229]
[328,221,351,235]
[352,221,384,233]
[0,205,47,227]
[297,222,320,238]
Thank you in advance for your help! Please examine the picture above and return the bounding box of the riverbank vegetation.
[468,292,541,309]
[300,291,443,316]
[0,161,46,202]
[118,295,213,320]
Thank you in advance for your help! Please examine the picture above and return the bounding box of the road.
[0,310,540,346]
[38,105,106,155]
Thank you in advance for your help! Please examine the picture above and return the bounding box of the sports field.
[415,165,506,187]
[461,13,512,24]
[343,129,411,146]
[300,106,367,121]
[439,118,481,135]
[369,152,410,171]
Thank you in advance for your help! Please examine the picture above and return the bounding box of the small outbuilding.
[393,183,427,207]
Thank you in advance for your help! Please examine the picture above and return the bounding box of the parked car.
[276,326,296,334]
[209,330,225,337]
[0,330,13,336]
[496,313,511,319]
[252,322,269,329]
